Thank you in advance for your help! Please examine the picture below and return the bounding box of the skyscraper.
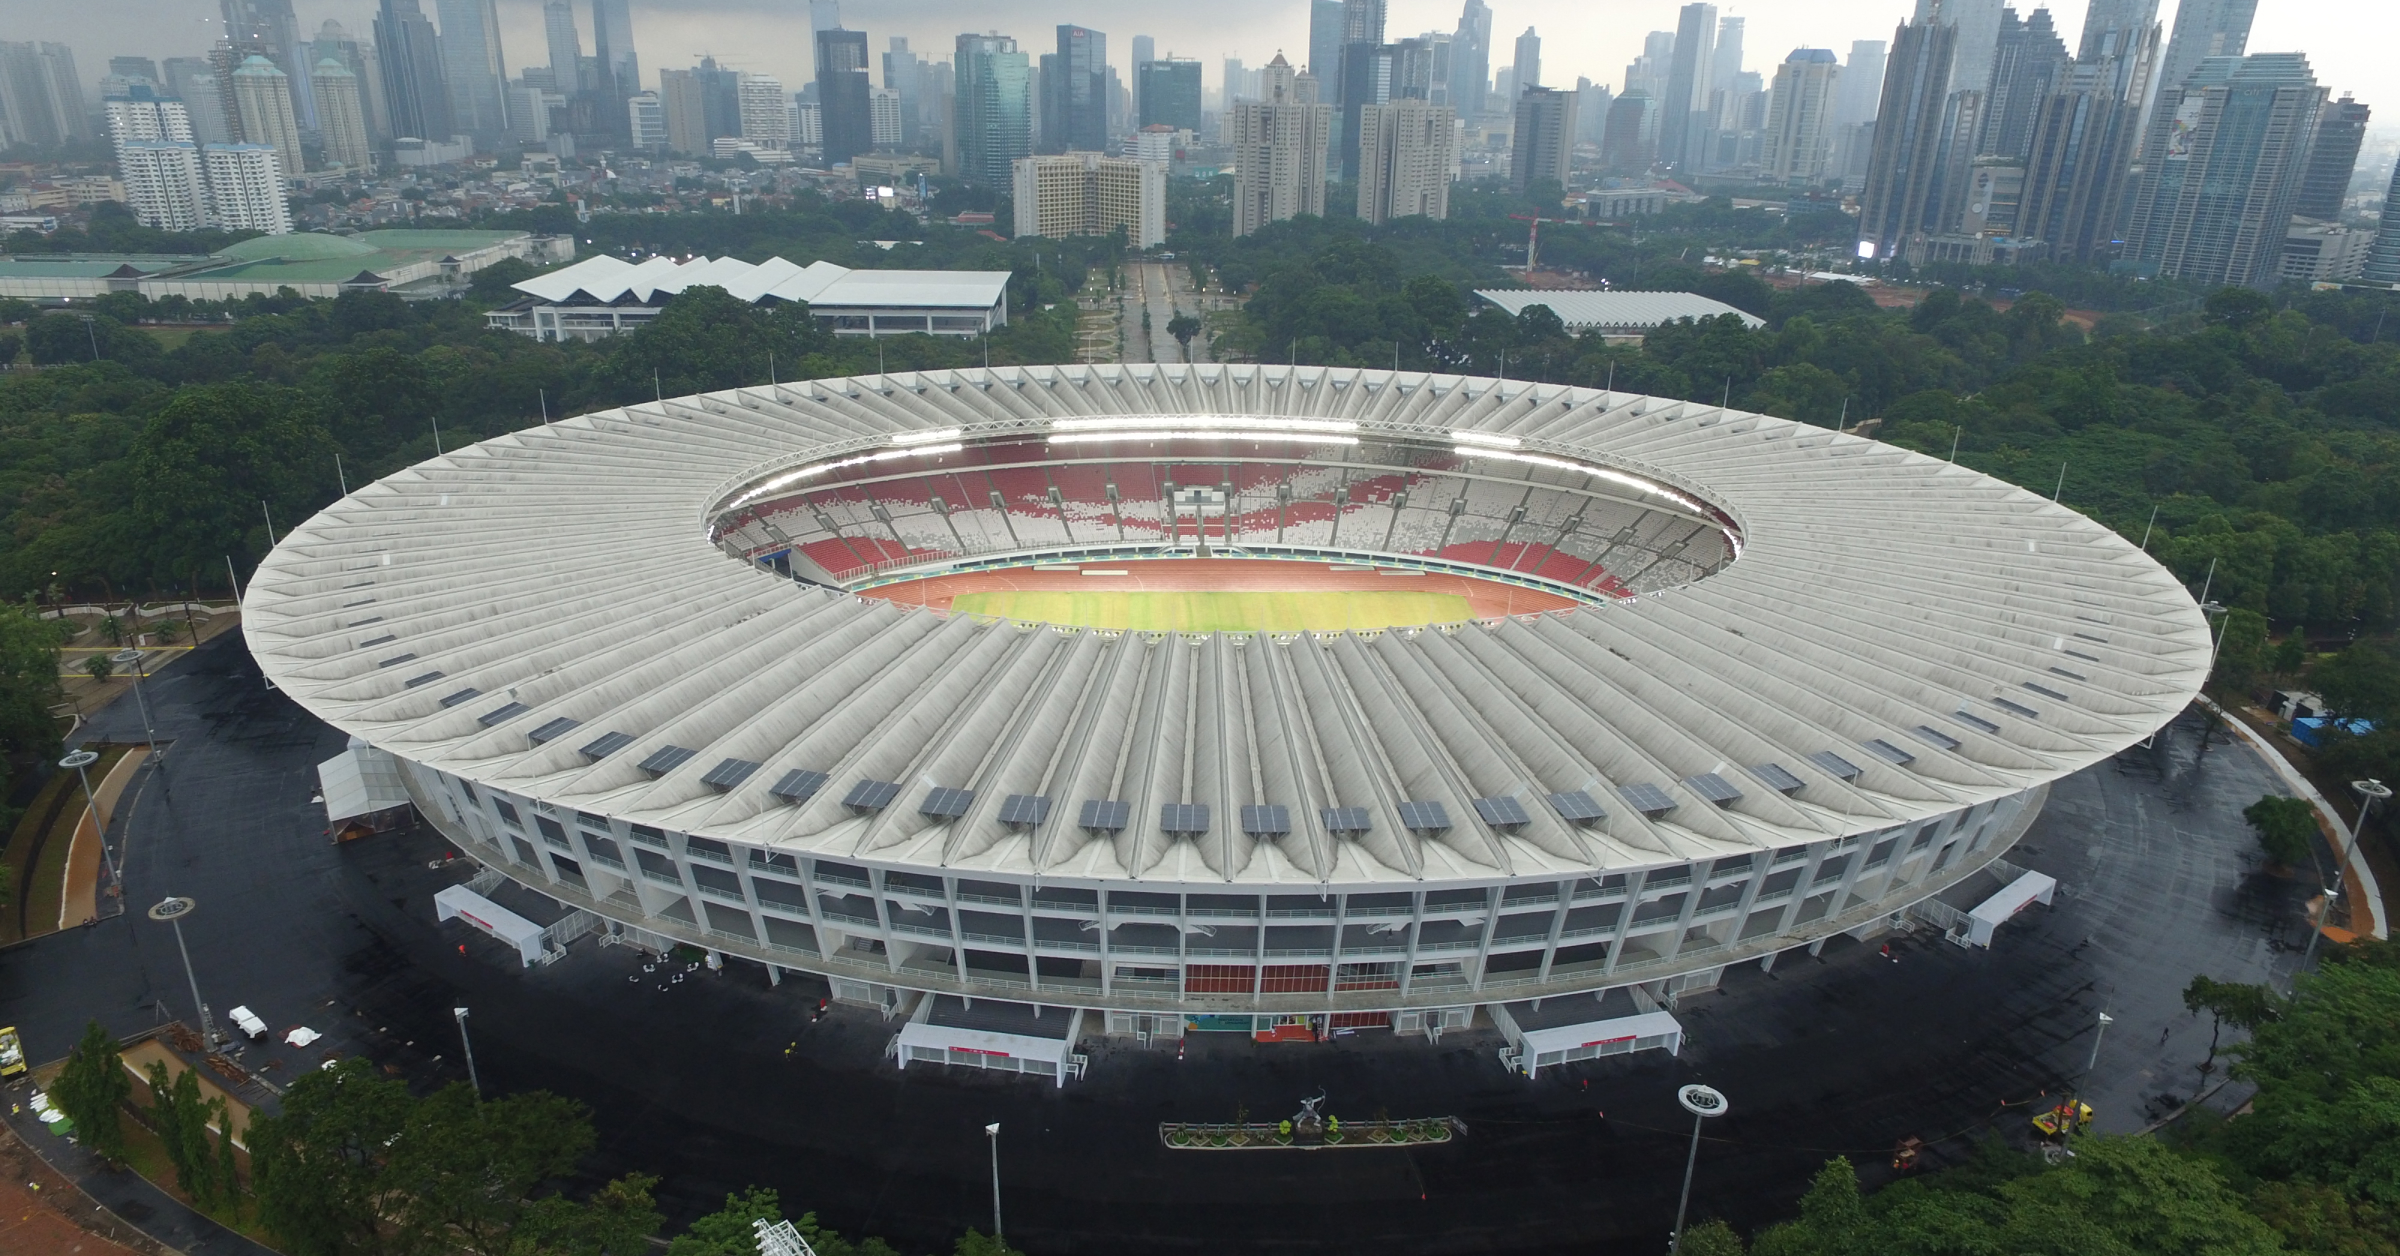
[1762,50,1841,185]
[1450,0,1492,117]
[223,0,314,127]
[739,73,790,148]
[1710,16,1745,103]
[2293,94,2370,221]
[544,1,583,92]
[0,43,89,149]
[1130,34,1153,124]
[162,60,234,145]
[1600,91,1657,171]
[1357,98,1455,223]
[1048,26,1108,154]
[1509,86,1570,193]
[627,90,664,148]
[1857,17,1959,259]
[954,33,1031,185]
[1919,0,2006,110]
[817,29,871,166]
[2123,53,2323,286]
[2011,0,2156,261]
[376,0,452,141]
[107,87,206,231]
[591,0,639,139]
[202,142,291,233]
[2154,0,2257,95]
[1659,3,1717,171]
[1139,59,1201,132]
[2362,158,2400,284]
[1978,7,2069,160]
[1230,54,1330,235]
[658,69,706,153]
[436,0,510,146]
[313,22,387,140]
[1512,28,1541,93]
[885,38,924,142]
[232,55,305,178]
[1308,1,1346,82]
[313,59,374,168]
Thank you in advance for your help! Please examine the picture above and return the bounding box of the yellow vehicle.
[0,1026,24,1078]
[2031,1099,2092,1137]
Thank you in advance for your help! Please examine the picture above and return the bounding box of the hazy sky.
[27,0,2399,122]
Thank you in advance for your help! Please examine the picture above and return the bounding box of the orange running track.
[863,558,1580,619]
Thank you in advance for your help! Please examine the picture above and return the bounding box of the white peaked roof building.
[246,364,2207,1078]
[1475,289,1767,337]
[486,253,1014,342]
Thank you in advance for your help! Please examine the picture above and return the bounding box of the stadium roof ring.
[249,363,2210,1018]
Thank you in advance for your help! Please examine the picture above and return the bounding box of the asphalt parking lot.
[0,632,2329,1253]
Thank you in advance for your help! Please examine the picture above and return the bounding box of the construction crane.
[1507,213,1607,276]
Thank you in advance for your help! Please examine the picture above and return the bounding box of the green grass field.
[949,589,1474,632]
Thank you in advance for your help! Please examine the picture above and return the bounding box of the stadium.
[245,363,2210,1084]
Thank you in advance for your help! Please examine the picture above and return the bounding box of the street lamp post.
[59,749,118,892]
[454,1007,481,1095]
[985,1121,1003,1245]
[147,897,221,1047]
[1670,1084,1729,1254]
[2299,889,2341,978]
[111,647,157,758]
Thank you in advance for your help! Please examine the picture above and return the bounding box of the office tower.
[1576,77,1610,143]
[1916,0,2006,110]
[1513,28,1541,93]
[627,90,664,147]
[1130,35,1153,122]
[435,0,510,146]
[1391,37,1442,104]
[203,142,291,232]
[377,0,452,140]
[816,30,871,165]
[1508,87,1570,193]
[2014,12,2155,260]
[232,56,305,178]
[544,1,583,92]
[2363,160,2400,284]
[1761,50,1841,185]
[312,23,388,140]
[313,60,373,168]
[955,34,1031,185]
[1857,18,1958,259]
[223,0,314,127]
[793,99,822,147]
[0,43,89,149]
[1660,3,1717,170]
[1044,27,1108,154]
[1357,98,1455,222]
[1140,59,1202,132]
[657,69,706,153]
[868,88,902,147]
[2122,53,2323,286]
[2078,0,2157,59]
[1309,1,1346,81]
[1229,54,1330,235]
[1450,0,1492,117]
[509,82,553,143]
[1977,7,2068,160]
[161,60,233,145]
[738,73,789,148]
[2294,94,2369,221]
[1013,151,1165,246]
[107,87,206,231]
[1223,58,1249,106]
[588,0,637,139]
[1834,40,1886,129]
[884,38,923,141]
[2155,0,2256,95]
[1600,91,1656,171]
[1711,17,1745,99]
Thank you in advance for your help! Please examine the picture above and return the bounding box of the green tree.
[125,383,339,588]
[2246,794,2321,869]
[213,1096,243,1218]
[1678,1218,1747,1256]
[247,1057,415,1256]
[1167,312,1201,361]
[2274,634,2310,679]
[145,1059,221,1204]
[386,1084,597,1256]
[52,1021,129,1162]
[2216,608,2272,691]
[2316,644,2400,724]
[510,1173,662,1256]
[2185,974,2280,1072]
[82,654,113,684]
[0,602,65,815]
[667,1187,786,1256]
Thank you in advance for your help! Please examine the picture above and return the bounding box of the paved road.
[0,636,2331,1254]
[1117,262,1221,365]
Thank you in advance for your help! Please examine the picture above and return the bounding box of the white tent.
[317,735,410,822]
[434,883,547,965]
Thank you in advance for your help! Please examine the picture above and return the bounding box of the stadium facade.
[248,365,2209,1083]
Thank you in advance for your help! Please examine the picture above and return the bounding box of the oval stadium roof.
[1474,289,1767,331]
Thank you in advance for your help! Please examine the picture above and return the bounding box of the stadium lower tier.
[404,759,2045,1027]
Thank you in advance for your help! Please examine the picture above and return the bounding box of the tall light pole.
[454,1007,481,1096]
[60,749,118,891]
[1670,1084,1728,1254]
[148,897,221,1047]
[985,1121,1003,1245]
[111,647,157,758]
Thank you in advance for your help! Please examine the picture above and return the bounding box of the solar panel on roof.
[477,702,529,726]
[1321,806,1372,833]
[844,779,902,810]
[1618,783,1677,817]
[378,652,417,667]
[1160,802,1211,834]
[405,671,444,688]
[2024,681,2070,702]
[768,769,829,802]
[1079,798,1131,831]
[1683,772,1742,805]
[1471,796,1531,826]
[1398,800,1451,831]
[1547,790,1607,822]
[439,687,481,707]
[637,744,698,775]
[1953,709,2001,733]
[1910,726,1961,751]
[998,794,1052,826]
[579,731,634,759]
[921,786,975,818]
[1863,738,1917,766]
[1747,763,1805,795]
[700,757,762,789]
[357,634,396,648]
[1240,804,1290,835]
[528,716,581,744]
[1993,696,2040,719]
[1808,750,1863,780]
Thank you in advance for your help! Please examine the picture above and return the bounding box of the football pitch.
[948,589,1476,632]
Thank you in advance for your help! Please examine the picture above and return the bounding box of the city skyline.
[19,0,2398,124]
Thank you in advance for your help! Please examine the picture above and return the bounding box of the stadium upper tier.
[248,364,2208,896]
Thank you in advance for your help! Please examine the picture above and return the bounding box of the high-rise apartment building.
[1761,50,1841,185]
[1229,55,1330,236]
[739,73,790,148]
[313,59,374,168]
[2123,53,2324,287]
[1857,18,1959,260]
[954,34,1032,186]
[657,70,707,155]
[1140,59,1203,133]
[2013,1,2156,261]
[1979,7,2069,160]
[0,43,90,150]
[1012,151,1165,247]
[867,89,902,148]
[203,142,291,233]
[223,0,314,127]
[376,0,453,141]
[232,56,305,179]
[312,22,387,140]
[1357,98,1455,223]
[2294,94,2370,221]
[1508,87,1571,193]
[108,88,206,231]
[1450,0,1492,117]
[2154,0,2256,96]
[2363,160,2400,284]
[435,0,510,146]
[627,90,664,148]
[162,59,234,145]
[1659,3,1717,171]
